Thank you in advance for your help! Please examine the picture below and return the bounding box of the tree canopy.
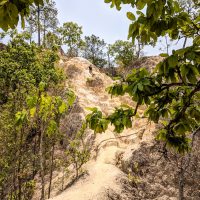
[82,34,107,68]
[58,22,84,57]
[0,0,46,31]
[87,0,200,153]
[109,40,136,67]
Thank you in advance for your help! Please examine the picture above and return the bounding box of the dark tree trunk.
[183,37,187,48]
[43,19,46,48]
[48,144,55,199]
[179,162,185,200]
[17,128,24,200]
[39,125,45,200]
[32,136,37,179]
[37,5,41,46]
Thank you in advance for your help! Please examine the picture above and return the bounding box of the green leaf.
[174,122,186,135]
[39,82,46,92]
[136,1,146,10]
[186,69,197,84]
[127,12,136,21]
[137,82,143,91]
[160,53,169,57]
[167,55,178,68]
[30,107,36,117]
[59,102,67,114]
[27,96,38,108]
[66,90,76,106]
[15,110,27,126]
[0,0,8,6]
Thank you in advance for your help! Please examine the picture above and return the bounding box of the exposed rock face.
[49,57,200,200]
[117,56,164,78]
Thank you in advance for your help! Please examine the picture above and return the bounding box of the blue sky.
[55,0,131,44]
[0,0,189,56]
[54,0,189,56]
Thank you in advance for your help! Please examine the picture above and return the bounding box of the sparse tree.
[45,31,61,49]
[58,22,84,57]
[65,123,90,178]
[27,0,58,46]
[82,34,107,68]
[109,40,137,67]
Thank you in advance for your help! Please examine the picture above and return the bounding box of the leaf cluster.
[87,42,200,153]
[0,0,47,31]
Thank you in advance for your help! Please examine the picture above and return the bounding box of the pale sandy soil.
[49,57,155,200]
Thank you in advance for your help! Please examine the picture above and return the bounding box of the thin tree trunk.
[137,42,142,59]
[32,136,37,179]
[43,19,46,48]
[37,5,41,46]
[17,159,22,200]
[61,168,65,191]
[13,169,17,200]
[30,33,32,44]
[107,51,111,68]
[179,160,185,200]
[165,36,169,55]
[17,127,24,200]
[183,37,187,48]
[48,144,55,199]
[136,38,142,59]
[75,160,79,179]
[39,125,45,200]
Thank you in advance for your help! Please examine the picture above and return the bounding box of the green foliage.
[86,0,200,154]
[109,40,136,67]
[82,34,107,67]
[66,90,76,107]
[45,31,61,49]
[105,0,199,44]
[86,108,109,133]
[108,106,134,133]
[0,0,46,31]
[27,0,58,46]
[86,106,134,134]
[58,22,84,57]
[65,123,90,178]
[88,43,200,152]
[0,32,72,199]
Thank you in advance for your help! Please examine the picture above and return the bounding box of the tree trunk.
[30,33,32,44]
[43,19,46,48]
[178,163,185,200]
[37,5,41,46]
[61,168,65,191]
[17,127,24,200]
[39,125,45,200]
[183,37,187,48]
[165,36,169,55]
[17,158,22,200]
[48,144,55,199]
[32,136,37,179]
[75,160,79,179]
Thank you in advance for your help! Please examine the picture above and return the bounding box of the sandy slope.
[50,57,155,200]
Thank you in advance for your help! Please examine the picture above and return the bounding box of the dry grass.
[86,76,104,92]
[66,64,82,79]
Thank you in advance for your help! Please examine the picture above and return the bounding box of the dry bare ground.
[48,57,200,200]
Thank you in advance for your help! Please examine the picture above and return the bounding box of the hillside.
[41,57,153,200]
[46,57,200,200]
[1,0,199,199]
